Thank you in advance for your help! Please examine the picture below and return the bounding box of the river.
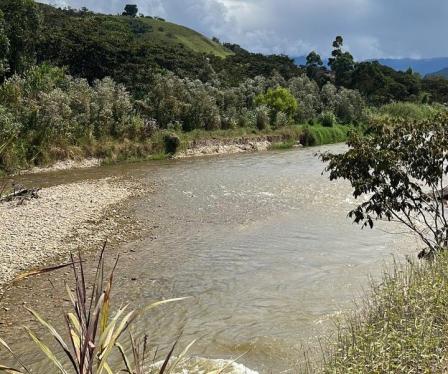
[0,144,414,373]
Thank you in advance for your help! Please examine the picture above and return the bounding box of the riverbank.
[0,178,145,293]
[7,124,352,175]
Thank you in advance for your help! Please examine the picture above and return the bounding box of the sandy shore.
[0,178,142,291]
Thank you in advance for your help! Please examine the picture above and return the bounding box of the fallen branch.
[0,187,40,203]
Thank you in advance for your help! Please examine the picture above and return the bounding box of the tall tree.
[122,4,138,17]
[306,51,323,68]
[328,36,355,87]
[305,50,330,86]
[0,0,40,75]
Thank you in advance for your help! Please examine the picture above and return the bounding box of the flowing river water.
[0,144,415,373]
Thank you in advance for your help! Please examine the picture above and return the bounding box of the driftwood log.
[0,187,40,203]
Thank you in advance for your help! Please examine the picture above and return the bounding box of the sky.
[40,0,448,60]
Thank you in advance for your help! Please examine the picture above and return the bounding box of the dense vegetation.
[0,0,447,173]
[322,253,448,373]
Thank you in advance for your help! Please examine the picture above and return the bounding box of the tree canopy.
[0,0,40,76]
[321,114,448,256]
[122,4,138,17]
[255,87,298,117]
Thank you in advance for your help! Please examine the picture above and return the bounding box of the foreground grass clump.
[0,247,192,374]
[324,254,448,373]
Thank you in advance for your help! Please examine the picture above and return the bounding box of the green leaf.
[25,328,69,374]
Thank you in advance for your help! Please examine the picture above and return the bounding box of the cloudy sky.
[41,0,448,60]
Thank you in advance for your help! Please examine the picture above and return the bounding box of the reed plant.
[0,245,193,374]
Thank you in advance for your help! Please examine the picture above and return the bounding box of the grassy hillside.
[139,18,231,58]
[37,3,231,58]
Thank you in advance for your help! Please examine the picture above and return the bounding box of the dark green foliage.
[318,111,336,127]
[163,133,181,154]
[0,0,40,76]
[299,126,316,146]
[0,10,9,79]
[328,36,355,87]
[306,51,323,68]
[33,3,231,94]
[122,4,138,17]
[213,44,302,86]
[422,76,448,103]
[350,61,421,104]
[0,2,445,109]
[304,51,330,86]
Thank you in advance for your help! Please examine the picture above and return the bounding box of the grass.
[136,17,233,58]
[321,253,448,373]
[269,140,297,150]
[306,125,351,145]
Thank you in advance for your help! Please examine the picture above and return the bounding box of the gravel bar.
[0,178,136,288]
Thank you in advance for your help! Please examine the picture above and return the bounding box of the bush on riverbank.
[323,253,448,373]
[366,102,446,124]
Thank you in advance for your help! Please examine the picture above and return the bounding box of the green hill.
[35,3,233,91]
[37,3,231,58]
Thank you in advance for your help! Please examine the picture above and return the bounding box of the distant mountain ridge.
[427,67,448,79]
[294,56,448,76]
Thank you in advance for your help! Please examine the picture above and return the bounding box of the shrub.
[299,126,316,146]
[237,109,256,128]
[319,111,336,127]
[0,105,23,169]
[256,105,270,130]
[167,121,183,132]
[255,86,298,117]
[288,75,320,122]
[377,102,441,121]
[333,88,365,124]
[0,249,191,374]
[321,112,448,254]
[91,77,134,138]
[163,133,181,154]
[274,111,290,128]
